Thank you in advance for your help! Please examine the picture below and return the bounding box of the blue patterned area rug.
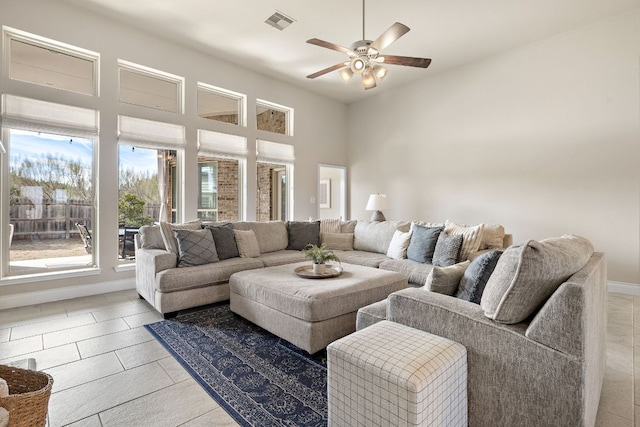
[145,303,328,427]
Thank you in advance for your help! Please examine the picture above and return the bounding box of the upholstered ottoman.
[229,262,408,354]
[328,320,467,427]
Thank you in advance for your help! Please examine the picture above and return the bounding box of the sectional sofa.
[135,218,511,317]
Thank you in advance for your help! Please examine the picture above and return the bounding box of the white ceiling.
[62,0,639,104]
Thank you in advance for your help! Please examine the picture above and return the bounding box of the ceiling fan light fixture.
[361,72,376,90]
[350,57,366,74]
[339,68,354,83]
[373,65,389,81]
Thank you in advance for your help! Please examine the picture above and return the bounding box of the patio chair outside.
[75,222,92,254]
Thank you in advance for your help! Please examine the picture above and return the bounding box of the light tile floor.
[0,289,635,426]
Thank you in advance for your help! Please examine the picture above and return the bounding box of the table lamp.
[366,194,388,221]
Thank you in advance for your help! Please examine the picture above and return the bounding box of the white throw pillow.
[234,229,260,258]
[444,220,485,261]
[481,224,506,249]
[386,230,412,260]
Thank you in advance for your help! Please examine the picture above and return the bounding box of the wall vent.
[265,11,295,31]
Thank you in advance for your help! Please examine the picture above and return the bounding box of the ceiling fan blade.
[370,22,410,52]
[306,38,353,56]
[306,63,348,79]
[379,55,431,68]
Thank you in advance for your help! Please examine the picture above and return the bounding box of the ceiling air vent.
[265,11,295,31]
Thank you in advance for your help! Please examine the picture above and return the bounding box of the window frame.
[256,99,294,136]
[117,59,185,114]
[3,27,100,97]
[197,82,247,127]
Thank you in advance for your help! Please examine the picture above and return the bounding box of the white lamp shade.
[366,194,389,211]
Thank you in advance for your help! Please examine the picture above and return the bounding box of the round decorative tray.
[294,265,343,279]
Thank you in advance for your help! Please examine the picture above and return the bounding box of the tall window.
[117,116,185,262]
[197,83,246,127]
[256,140,294,221]
[256,99,293,136]
[197,130,247,222]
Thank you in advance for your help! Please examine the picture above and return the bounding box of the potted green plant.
[302,243,340,274]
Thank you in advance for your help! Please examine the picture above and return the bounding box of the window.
[118,60,184,113]
[256,99,293,136]
[197,130,247,222]
[2,95,99,277]
[5,28,99,96]
[118,116,185,262]
[197,83,246,126]
[256,140,294,221]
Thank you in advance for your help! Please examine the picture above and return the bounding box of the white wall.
[0,0,348,303]
[348,9,640,283]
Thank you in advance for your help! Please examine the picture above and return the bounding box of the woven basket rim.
[0,364,54,397]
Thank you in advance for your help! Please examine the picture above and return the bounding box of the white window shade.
[256,140,295,164]
[1,94,99,137]
[198,129,247,158]
[118,115,185,148]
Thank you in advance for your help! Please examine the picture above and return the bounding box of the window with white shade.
[197,130,247,221]
[118,60,184,114]
[197,83,246,127]
[117,116,185,263]
[1,95,99,278]
[256,140,294,221]
[4,27,99,96]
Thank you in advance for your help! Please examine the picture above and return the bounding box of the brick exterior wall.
[257,109,286,134]
[216,158,238,221]
[256,163,273,222]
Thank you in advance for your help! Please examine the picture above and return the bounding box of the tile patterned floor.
[0,289,635,426]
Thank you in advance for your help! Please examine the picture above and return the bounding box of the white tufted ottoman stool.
[327,320,467,427]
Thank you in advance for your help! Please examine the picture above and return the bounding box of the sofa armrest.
[387,288,585,426]
[135,248,177,304]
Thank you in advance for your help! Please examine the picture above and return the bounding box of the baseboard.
[0,278,136,310]
[608,281,640,296]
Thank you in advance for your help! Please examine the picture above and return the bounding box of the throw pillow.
[386,230,412,260]
[425,260,471,296]
[202,223,239,260]
[159,219,202,255]
[340,220,357,234]
[406,224,444,263]
[287,221,321,250]
[138,225,165,250]
[320,218,341,235]
[481,224,506,249]
[481,234,594,324]
[444,220,485,261]
[432,233,463,267]
[322,232,354,251]
[456,250,503,304]
[234,229,260,258]
[174,229,219,267]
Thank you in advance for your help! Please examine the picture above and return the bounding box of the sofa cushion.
[456,250,502,304]
[174,229,219,267]
[322,232,354,251]
[444,220,485,261]
[386,230,412,260]
[481,234,594,324]
[481,224,506,249]
[406,224,443,263]
[286,221,321,250]
[341,220,357,233]
[379,259,436,286]
[334,250,390,268]
[234,229,260,258]
[139,225,165,250]
[159,219,202,255]
[353,220,411,254]
[425,261,470,296]
[256,250,307,267]
[203,223,239,260]
[232,221,288,253]
[432,233,463,267]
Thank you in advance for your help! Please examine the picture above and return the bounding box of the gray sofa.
[135,219,511,317]
[355,238,606,427]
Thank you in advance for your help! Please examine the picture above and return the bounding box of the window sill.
[114,263,136,273]
[0,267,102,286]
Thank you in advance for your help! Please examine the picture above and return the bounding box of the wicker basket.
[0,365,53,427]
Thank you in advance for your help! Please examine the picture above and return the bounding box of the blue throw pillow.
[406,225,444,263]
[457,250,503,304]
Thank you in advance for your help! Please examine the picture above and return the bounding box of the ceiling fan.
[306,0,431,90]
